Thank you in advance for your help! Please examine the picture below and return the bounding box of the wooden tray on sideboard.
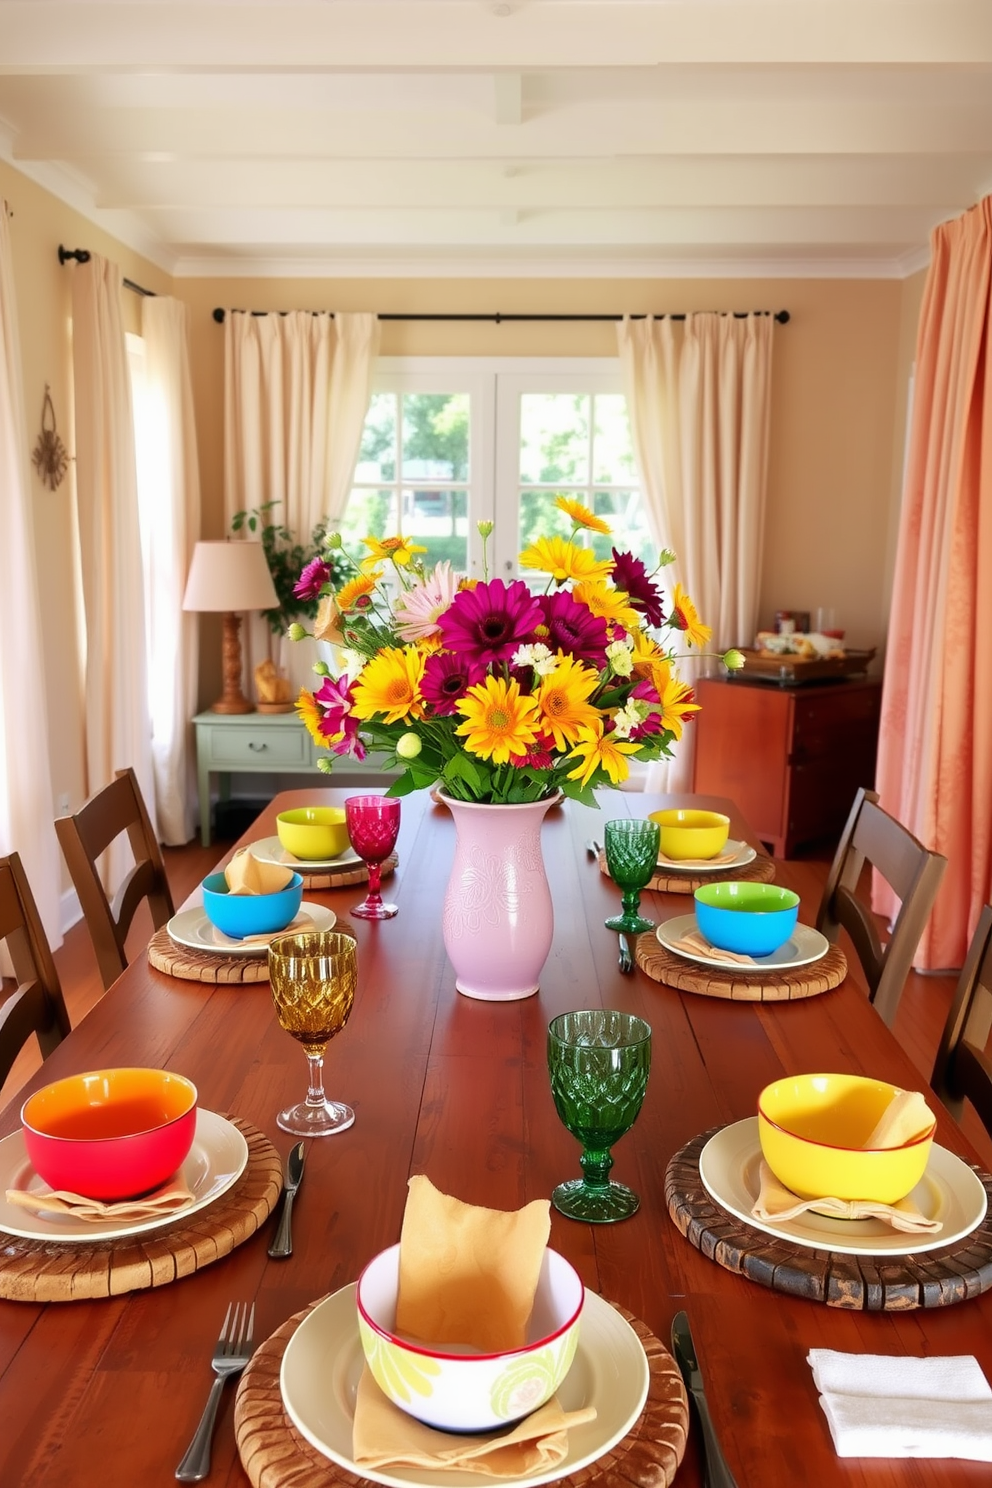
[729,647,876,686]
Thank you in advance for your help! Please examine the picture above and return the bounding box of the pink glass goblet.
[346,795,401,920]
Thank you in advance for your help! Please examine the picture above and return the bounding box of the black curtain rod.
[212,307,790,326]
[58,245,155,299]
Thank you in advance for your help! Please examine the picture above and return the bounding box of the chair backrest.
[816,786,947,1028]
[931,904,992,1135]
[0,852,71,1087]
[55,767,175,991]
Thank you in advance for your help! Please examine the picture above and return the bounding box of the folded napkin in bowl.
[210,909,316,948]
[5,1175,194,1223]
[353,1368,596,1479]
[807,1349,992,1461]
[669,929,757,966]
[224,848,295,896]
[752,1160,941,1233]
[864,1088,935,1148]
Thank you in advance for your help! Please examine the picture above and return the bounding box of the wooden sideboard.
[692,675,882,857]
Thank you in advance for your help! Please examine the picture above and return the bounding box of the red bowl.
[21,1068,198,1201]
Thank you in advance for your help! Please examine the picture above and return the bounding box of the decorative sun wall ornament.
[31,384,69,490]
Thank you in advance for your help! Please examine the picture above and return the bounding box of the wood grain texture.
[635,937,847,1000]
[597,847,776,896]
[295,852,398,891]
[233,1298,688,1488]
[665,1127,992,1311]
[147,927,271,983]
[0,1118,282,1302]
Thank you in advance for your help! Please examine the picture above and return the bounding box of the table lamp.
[182,540,279,713]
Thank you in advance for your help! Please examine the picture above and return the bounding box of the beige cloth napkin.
[658,847,739,869]
[210,909,316,948]
[752,1160,942,1233]
[670,929,757,965]
[5,1176,195,1223]
[353,1369,596,1478]
[225,847,295,895]
[864,1089,935,1148]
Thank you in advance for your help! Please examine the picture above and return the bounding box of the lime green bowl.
[276,807,350,860]
[694,881,799,955]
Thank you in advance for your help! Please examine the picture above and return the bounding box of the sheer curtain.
[223,310,380,694]
[71,253,154,882]
[0,201,61,946]
[874,197,992,968]
[618,313,774,789]
[134,297,201,845]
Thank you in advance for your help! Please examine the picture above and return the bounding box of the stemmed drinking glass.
[268,930,357,1136]
[345,795,401,920]
[548,1009,652,1223]
[604,818,660,934]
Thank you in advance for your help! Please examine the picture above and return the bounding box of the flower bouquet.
[289,499,740,808]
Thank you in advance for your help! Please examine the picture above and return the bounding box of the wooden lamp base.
[210,611,253,714]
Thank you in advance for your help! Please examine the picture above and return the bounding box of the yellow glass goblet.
[268,929,357,1137]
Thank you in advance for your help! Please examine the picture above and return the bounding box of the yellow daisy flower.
[337,571,380,613]
[649,658,701,742]
[628,626,666,676]
[572,579,639,631]
[518,536,614,585]
[455,675,540,764]
[555,495,612,535]
[536,655,601,751]
[361,534,427,570]
[566,720,640,789]
[351,646,425,724]
[670,583,712,649]
[295,688,327,747]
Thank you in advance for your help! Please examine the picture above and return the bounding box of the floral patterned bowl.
[356,1243,584,1432]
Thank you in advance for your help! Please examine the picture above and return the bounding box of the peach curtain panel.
[0,201,61,947]
[617,312,773,790]
[874,197,992,969]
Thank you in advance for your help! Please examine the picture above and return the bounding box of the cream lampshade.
[182,540,279,714]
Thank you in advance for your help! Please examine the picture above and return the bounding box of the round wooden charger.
[297,851,398,891]
[234,1299,688,1488]
[148,926,270,983]
[0,1117,282,1303]
[597,847,776,895]
[666,1126,992,1311]
[635,936,847,1001]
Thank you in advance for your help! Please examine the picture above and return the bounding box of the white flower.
[340,648,366,679]
[611,700,644,739]
[511,642,556,676]
[605,639,634,677]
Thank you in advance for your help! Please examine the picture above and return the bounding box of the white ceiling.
[1,0,991,279]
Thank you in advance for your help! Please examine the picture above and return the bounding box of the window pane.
[592,394,636,485]
[356,392,396,482]
[590,490,654,569]
[402,393,469,481]
[518,488,577,556]
[341,488,398,551]
[404,488,468,569]
[519,394,589,485]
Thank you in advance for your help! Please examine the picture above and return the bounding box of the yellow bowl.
[757,1073,936,1204]
[649,809,730,861]
[276,807,350,861]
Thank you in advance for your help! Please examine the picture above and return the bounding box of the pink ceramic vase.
[440,790,561,1001]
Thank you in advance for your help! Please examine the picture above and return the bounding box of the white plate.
[657,839,757,874]
[167,902,337,955]
[280,1284,650,1488]
[0,1108,249,1243]
[251,835,363,872]
[656,914,830,972]
[698,1117,988,1257]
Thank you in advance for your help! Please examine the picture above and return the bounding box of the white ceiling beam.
[493,73,522,126]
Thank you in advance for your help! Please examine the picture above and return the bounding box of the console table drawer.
[202,723,312,770]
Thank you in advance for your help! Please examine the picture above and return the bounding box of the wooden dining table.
[1,785,991,1488]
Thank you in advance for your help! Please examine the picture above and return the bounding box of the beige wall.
[3,156,928,845]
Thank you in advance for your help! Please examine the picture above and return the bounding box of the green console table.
[193,711,324,847]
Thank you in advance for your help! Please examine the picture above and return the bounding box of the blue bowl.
[693,881,800,956]
[201,871,303,940]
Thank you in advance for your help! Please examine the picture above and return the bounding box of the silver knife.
[670,1311,739,1488]
[267,1141,305,1258]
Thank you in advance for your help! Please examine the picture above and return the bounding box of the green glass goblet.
[604,818,660,934]
[547,1009,652,1223]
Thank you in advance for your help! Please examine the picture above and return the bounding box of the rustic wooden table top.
[1,786,990,1488]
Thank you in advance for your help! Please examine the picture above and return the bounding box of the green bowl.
[694,881,799,956]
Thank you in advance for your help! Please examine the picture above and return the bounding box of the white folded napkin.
[807,1349,992,1461]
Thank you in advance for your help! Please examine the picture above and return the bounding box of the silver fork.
[586,839,634,974]
[175,1302,255,1482]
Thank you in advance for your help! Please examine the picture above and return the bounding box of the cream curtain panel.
[223,309,380,693]
[136,297,201,845]
[618,312,774,790]
[0,202,62,947]
[71,253,155,882]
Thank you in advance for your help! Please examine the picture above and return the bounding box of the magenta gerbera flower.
[294,557,333,602]
[421,651,486,716]
[437,579,542,668]
[312,674,366,758]
[611,549,664,628]
[533,591,609,668]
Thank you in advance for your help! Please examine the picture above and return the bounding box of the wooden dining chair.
[0,852,71,1087]
[816,786,947,1028]
[55,767,175,991]
[931,904,992,1135]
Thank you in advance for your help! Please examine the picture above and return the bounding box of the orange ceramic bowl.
[21,1068,198,1201]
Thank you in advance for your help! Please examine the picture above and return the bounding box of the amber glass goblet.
[268,930,357,1136]
[346,795,400,919]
